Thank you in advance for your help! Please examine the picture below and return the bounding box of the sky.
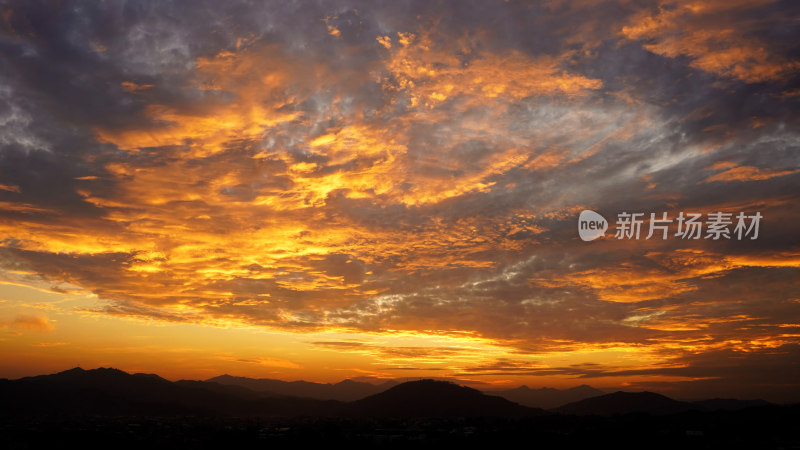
[0,0,798,402]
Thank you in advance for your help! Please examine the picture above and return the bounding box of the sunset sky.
[0,0,798,402]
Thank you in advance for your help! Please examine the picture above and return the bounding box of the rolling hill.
[344,379,543,418]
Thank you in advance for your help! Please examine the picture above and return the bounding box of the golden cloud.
[622,0,799,83]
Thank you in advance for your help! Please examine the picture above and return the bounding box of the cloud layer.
[1,0,798,399]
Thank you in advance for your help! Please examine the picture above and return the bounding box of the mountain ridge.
[553,390,773,416]
[206,373,399,401]
[344,379,544,418]
[0,368,775,419]
[1,368,539,419]
[488,384,606,409]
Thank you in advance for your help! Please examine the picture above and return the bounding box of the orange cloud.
[5,314,54,332]
[533,248,799,304]
[120,81,153,93]
[30,341,69,347]
[380,31,601,109]
[96,46,301,155]
[622,0,799,83]
[703,163,798,183]
[215,353,302,369]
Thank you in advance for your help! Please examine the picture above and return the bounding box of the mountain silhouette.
[344,379,543,418]
[554,391,693,415]
[0,367,339,417]
[2,369,794,449]
[207,374,397,401]
[553,391,774,416]
[490,384,605,409]
[0,369,536,419]
[1,368,774,421]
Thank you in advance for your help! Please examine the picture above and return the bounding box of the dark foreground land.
[2,369,798,449]
[3,406,800,450]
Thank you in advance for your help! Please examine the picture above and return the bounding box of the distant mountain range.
[554,391,771,416]
[207,374,604,408]
[0,368,537,418]
[0,367,339,417]
[0,368,772,419]
[488,384,606,409]
[207,374,398,401]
